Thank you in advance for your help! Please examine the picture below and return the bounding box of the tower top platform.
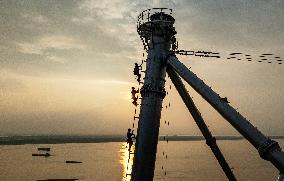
[137,8,174,29]
[137,8,176,51]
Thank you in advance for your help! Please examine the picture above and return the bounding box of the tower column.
[132,10,176,181]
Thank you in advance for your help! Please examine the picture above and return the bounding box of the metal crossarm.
[167,67,237,180]
[167,55,284,172]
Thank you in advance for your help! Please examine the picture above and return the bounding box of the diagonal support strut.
[167,67,237,181]
[167,55,284,172]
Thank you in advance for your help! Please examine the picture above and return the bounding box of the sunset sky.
[0,0,283,136]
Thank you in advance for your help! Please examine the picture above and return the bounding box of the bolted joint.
[258,139,281,160]
[140,84,166,98]
[206,137,217,147]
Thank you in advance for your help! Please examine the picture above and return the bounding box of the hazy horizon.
[0,0,283,136]
[1,133,284,137]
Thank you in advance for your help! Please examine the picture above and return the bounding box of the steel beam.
[167,67,237,180]
[167,55,284,172]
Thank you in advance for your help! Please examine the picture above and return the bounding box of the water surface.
[0,139,283,181]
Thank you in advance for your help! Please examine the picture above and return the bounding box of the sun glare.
[126,94,132,100]
[120,142,135,181]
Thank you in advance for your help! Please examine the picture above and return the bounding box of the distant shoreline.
[0,135,283,145]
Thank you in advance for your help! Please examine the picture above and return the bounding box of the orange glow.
[126,93,132,100]
[120,142,135,181]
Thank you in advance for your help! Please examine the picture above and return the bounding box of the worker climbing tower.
[131,8,284,181]
[132,9,176,181]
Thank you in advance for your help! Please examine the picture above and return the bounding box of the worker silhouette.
[126,128,135,151]
[133,63,142,83]
[171,36,177,51]
[131,87,139,106]
[221,97,230,103]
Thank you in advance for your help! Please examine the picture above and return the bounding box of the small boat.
[32,153,51,157]
[37,179,78,181]
[38,147,50,151]
[66,160,82,163]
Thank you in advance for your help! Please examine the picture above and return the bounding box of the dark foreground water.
[0,139,283,181]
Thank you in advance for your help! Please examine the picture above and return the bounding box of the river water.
[0,139,283,181]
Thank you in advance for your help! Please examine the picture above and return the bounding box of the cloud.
[46,55,68,63]
[21,12,49,24]
[17,42,43,55]
[0,0,283,136]
[0,0,144,78]
[17,35,86,55]
[40,35,86,50]
[0,70,26,92]
[173,0,284,51]
[79,0,134,20]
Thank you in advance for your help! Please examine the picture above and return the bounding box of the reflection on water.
[120,143,135,181]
